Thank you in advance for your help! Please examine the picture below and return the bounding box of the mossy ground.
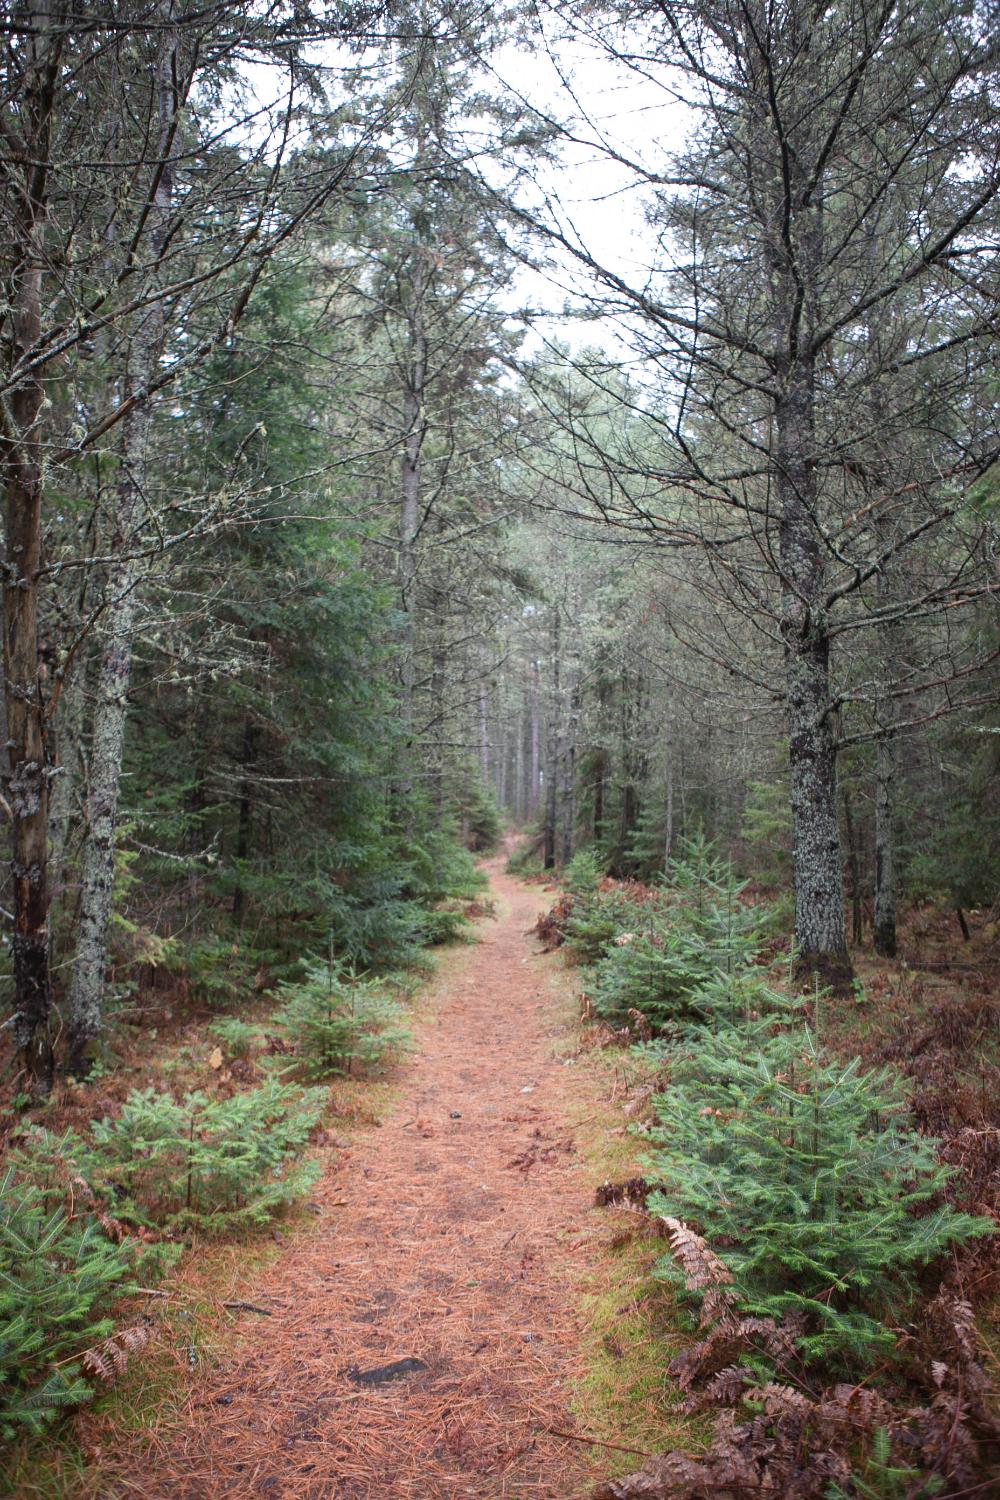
[541,950,710,1478]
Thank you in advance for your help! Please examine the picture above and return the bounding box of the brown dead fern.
[81,1323,151,1387]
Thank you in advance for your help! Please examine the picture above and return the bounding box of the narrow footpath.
[100,854,601,1499]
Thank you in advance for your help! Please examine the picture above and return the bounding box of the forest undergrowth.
[533,842,1000,1499]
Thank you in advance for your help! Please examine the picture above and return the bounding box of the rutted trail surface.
[102,857,597,1499]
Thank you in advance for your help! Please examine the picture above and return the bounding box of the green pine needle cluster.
[569,836,763,1028]
[14,1080,326,1234]
[275,967,411,1078]
[0,1171,136,1439]
[645,1024,991,1365]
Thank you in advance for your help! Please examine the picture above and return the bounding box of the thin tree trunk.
[478,678,490,784]
[397,252,427,824]
[873,727,898,957]
[542,616,560,869]
[429,624,445,814]
[232,716,257,928]
[514,693,526,824]
[593,749,607,843]
[498,720,510,809]
[842,785,864,948]
[663,682,674,874]
[48,654,88,923]
[873,596,902,958]
[530,659,541,814]
[558,674,579,865]
[618,673,640,870]
[67,15,177,1073]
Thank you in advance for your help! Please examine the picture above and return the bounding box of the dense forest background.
[3,0,997,1090]
[1,0,999,1491]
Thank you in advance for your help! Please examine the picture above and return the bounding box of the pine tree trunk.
[530,659,541,814]
[1,5,60,1090]
[558,675,579,865]
[542,615,560,869]
[593,749,607,843]
[232,715,257,927]
[618,674,640,869]
[67,16,176,1073]
[873,595,901,958]
[514,695,526,824]
[4,323,54,1091]
[842,785,864,948]
[873,726,897,957]
[663,683,674,873]
[398,254,427,823]
[48,654,87,929]
[478,678,490,784]
[777,365,851,988]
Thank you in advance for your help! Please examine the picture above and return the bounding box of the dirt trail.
[101,854,599,1499]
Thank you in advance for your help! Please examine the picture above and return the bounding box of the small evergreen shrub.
[564,848,604,894]
[276,967,410,1077]
[645,1025,993,1365]
[172,936,256,1010]
[585,886,761,1031]
[565,884,652,964]
[89,1082,325,1229]
[665,830,739,892]
[17,1083,325,1232]
[0,1170,136,1438]
[739,777,793,886]
[589,926,711,1028]
[206,1016,260,1058]
[418,904,471,946]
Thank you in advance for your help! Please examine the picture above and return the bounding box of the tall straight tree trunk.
[749,21,851,988]
[48,654,88,921]
[873,670,899,958]
[618,672,640,870]
[593,749,607,843]
[842,784,865,948]
[558,673,579,865]
[67,14,177,1072]
[529,659,541,814]
[478,678,490,785]
[514,693,526,824]
[397,251,428,825]
[873,559,903,957]
[1,4,60,1090]
[231,716,258,928]
[663,681,674,873]
[542,614,560,869]
[776,361,851,986]
[498,721,510,809]
[429,622,445,815]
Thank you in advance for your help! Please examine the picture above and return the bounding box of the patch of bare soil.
[91,855,599,1499]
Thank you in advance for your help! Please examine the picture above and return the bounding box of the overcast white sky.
[484,27,689,357]
[239,16,692,358]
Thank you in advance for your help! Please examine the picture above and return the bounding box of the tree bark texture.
[1,4,61,1089]
[67,14,177,1072]
[542,614,560,869]
[873,592,903,958]
[777,367,850,984]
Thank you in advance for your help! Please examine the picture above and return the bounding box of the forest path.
[100,850,599,1499]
